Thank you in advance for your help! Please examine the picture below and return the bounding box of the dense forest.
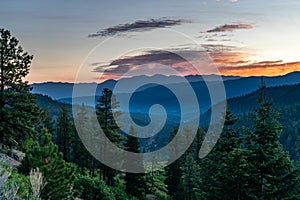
[2,28,300,200]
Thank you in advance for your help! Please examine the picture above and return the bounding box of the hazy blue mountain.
[33,72,300,152]
[35,94,93,119]
[31,74,239,100]
[35,82,300,157]
[35,94,71,118]
[185,74,241,82]
[31,72,300,111]
[200,83,300,161]
[202,82,300,120]
[31,79,117,99]
[223,71,300,98]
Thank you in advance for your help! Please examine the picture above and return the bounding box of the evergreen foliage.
[124,125,146,199]
[244,80,300,199]
[3,28,300,199]
[74,174,115,200]
[0,28,41,147]
[165,127,184,200]
[56,104,74,162]
[73,104,95,173]
[21,128,76,199]
[200,109,248,199]
[96,88,123,185]
[180,154,203,200]
[145,168,169,200]
[96,88,123,144]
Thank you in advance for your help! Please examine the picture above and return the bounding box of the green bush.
[74,175,115,200]
[9,170,31,199]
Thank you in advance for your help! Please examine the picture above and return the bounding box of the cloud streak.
[207,23,254,33]
[93,50,202,75]
[219,61,300,76]
[202,44,240,53]
[89,18,189,37]
[92,43,300,80]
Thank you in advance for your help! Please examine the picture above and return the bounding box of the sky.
[1,0,300,83]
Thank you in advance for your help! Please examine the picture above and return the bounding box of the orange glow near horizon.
[210,50,300,77]
[25,50,300,83]
[219,62,300,77]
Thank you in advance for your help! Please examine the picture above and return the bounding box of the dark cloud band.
[207,23,254,33]
[89,18,189,37]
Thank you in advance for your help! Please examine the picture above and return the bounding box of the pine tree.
[193,128,205,163]
[42,110,54,134]
[96,88,123,144]
[37,110,54,143]
[0,28,41,147]
[213,110,248,199]
[74,174,116,200]
[165,127,184,200]
[124,125,146,199]
[180,154,203,200]
[96,88,123,185]
[73,104,94,173]
[245,80,300,199]
[200,110,248,199]
[88,114,102,177]
[56,104,74,162]
[21,128,76,199]
[145,168,169,200]
[165,126,199,199]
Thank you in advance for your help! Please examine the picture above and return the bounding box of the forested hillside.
[35,83,300,161]
[225,83,300,161]
[2,28,300,199]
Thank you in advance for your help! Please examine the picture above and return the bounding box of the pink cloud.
[207,23,254,32]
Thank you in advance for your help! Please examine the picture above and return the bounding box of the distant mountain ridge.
[30,74,241,100]
[31,79,117,99]
[35,82,300,158]
[31,72,300,102]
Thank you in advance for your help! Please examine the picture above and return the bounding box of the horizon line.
[28,71,300,84]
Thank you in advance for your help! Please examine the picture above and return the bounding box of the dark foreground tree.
[200,110,248,200]
[73,104,95,173]
[74,174,115,200]
[0,28,41,146]
[145,168,169,200]
[56,104,74,162]
[21,128,76,199]
[180,154,203,200]
[165,127,183,199]
[124,125,146,199]
[96,88,123,185]
[245,80,300,199]
[96,88,123,144]
[165,126,194,199]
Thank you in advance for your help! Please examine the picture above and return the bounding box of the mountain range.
[33,71,300,158]
[31,72,300,101]
[31,71,300,115]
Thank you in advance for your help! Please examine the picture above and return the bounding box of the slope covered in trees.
[2,28,300,199]
[201,83,300,161]
[36,83,300,162]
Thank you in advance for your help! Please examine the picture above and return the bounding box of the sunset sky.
[1,0,300,83]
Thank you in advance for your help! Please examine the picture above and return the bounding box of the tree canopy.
[0,28,41,147]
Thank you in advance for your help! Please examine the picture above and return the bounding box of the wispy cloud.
[92,49,213,81]
[202,44,240,53]
[88,18,189,37]
[92,42,300,79]
[219,61,300,76]
[93,50,202,74]
[207,23,254,33]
